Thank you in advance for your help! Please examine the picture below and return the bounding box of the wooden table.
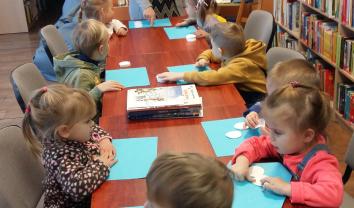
[92,17,307,208]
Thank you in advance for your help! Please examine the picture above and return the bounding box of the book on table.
[126,84,203,120]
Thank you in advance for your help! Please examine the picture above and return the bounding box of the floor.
[1,0,354,200]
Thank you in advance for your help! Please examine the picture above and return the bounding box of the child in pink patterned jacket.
[22,84,118,208]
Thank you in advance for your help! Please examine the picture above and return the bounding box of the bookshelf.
[0,0,46,34]
[273,0,354,134]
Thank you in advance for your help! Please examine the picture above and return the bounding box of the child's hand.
[261,177,291,197]
[116,28,127,36]
[157,72,184,82]
[260,126,270,136]
[97,81,124,93]
[93,152,118,167]
[193,27,207,38]
[244,111,259,129]
[230,155,255,182]
[176,21,188,27]
[99,138,116,157]
[194,59,210,68]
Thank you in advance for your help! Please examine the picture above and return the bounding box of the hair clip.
[25,101,31,113]
[82,0,86,2]
[43,86,47,92]
[197,0,208,8]
[291,81,298,88]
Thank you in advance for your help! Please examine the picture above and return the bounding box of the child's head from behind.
[267,59,320,95]
[22,85,96,157]
[79,0,114,24]
[72,19,109,60]
[210,22,245,59]
[145,151,234,208]
[260,83,332,155]
[186,0,218,24]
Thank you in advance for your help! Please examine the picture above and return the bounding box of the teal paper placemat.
[106,137,158,181]
[201,117,261,157]
[164,26,197,39]
[167,64,211,84]
[128,18,172,28]
[106,67,150,88]
[227,161,292,208]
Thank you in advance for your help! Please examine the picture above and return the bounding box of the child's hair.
[210,22,245,55]
[72,19,108,57]
[261,82,332,138]
[146,151,234,208]
[188,0,218,25]
[268,59,321,89]
[22,85,96,157]
[78,0,111,23]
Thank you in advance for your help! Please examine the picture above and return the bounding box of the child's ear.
[303,128,315,143]
[218,47,224,56]
[58,125,70,139]
[98,44,104,55]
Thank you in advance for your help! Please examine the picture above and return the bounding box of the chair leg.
[236,0,246,24]
[342,165,353,185]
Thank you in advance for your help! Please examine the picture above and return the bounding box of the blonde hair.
[187,0,218,25]
[72,19,108,57]
[268,59,321,89]
[78,0,111,23]
[211,22,246,55]
[22,85,96,157]
[261,83,332,138]
[146,151,234,208]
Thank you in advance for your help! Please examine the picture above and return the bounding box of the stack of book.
[127,84,203,120]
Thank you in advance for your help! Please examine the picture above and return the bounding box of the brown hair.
[261,83,332,138]
[22,85,96,157]
[187,0,218,25]
[146,151,234,208]
[72,19,108,57]
[211,22,246,55]
[78,0,111,23]
[268,59,321,89]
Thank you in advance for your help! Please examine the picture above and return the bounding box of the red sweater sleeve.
[231,136,281,165]
[290,151,343,207]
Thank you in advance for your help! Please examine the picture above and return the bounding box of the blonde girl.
[79,0,128,37]
[230,82,343,207]
[23,85,118,207]
[176,0,220,45]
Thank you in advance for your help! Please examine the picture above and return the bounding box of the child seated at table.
[244,59,321,135]
[230,82,343,207]
[176,0,221,46]
[22,85,117,207]
[54,19,124,122]
[158,22,268,108]
[79,0,128,37]
[144,151,234,208]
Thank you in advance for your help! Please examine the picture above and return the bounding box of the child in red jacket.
[230,82,343,207]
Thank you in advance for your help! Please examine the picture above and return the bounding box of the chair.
[0,125,45,208]
[266,47,306,72]
[340,132,354,207]
[10,63,48,113]
[243,10,276,52]
[39,25,69,65]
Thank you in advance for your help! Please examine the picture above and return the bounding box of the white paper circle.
[135,25,143,28]
[234,122,249,130]
[119,61,131,67]
[225,131,242,139]
[249,166,265,177]
[156,75,165,83]
[252,174,268,186]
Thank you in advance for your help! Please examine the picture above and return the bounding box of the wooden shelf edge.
[334,110,354,134]
[337,68,354,82]
[341,23,354,33]
[275,21,300,39]
[299,39,337,68]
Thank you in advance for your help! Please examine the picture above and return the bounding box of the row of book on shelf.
[301,11,354,74]
[273,0,300,32]
[24,0,47,24]
[126,84,203,120]
[337,83,354,125]
[273,26,299,50]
